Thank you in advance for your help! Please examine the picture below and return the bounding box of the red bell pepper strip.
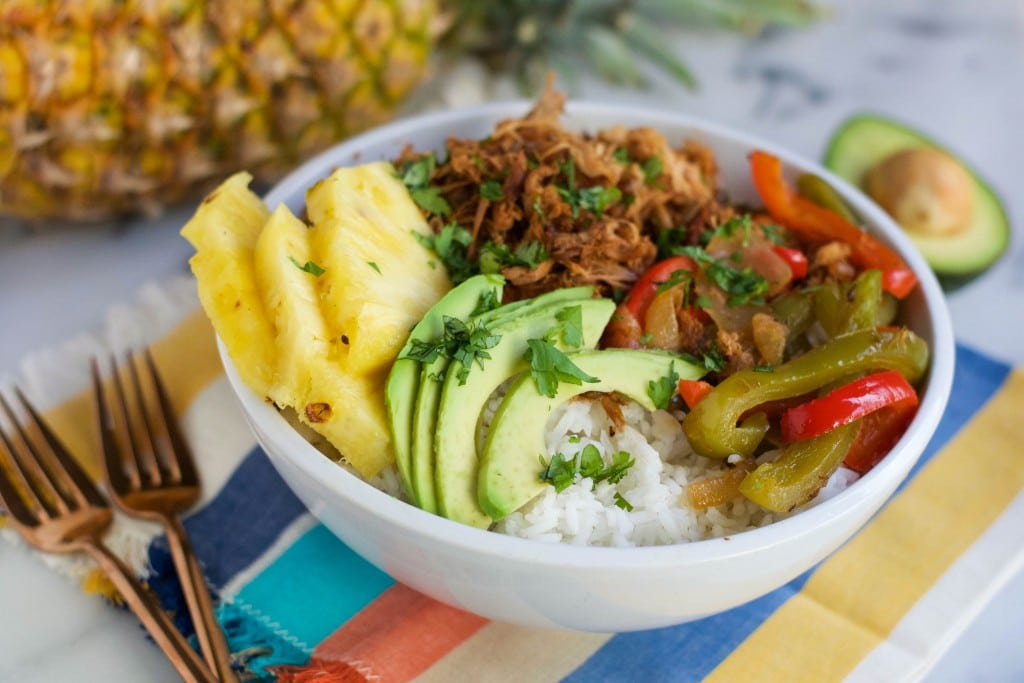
[625,255,698,321]
[780,369,918,444]
[749,150,917,299]
[770,245,808,280]
[842,402,918,474]
[678,378,714,410]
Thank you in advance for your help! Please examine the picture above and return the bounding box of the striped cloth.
[3,277,1022,682]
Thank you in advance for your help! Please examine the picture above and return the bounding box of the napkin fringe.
[0,276,199,585]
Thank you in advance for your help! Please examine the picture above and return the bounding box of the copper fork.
[0,388,215,683]
[92,350,237,682]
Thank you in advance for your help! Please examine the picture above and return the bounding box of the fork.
[0,388,215,683]
[92,350,237,682]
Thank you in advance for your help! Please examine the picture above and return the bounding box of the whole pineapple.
[0,0,818,223]
[0,0,437,221]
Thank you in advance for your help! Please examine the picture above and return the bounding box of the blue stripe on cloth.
[232,524,395,651]
[562,343,1011,683]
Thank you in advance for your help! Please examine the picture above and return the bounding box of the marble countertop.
[0,0,1021,680]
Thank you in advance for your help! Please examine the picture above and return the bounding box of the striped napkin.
[3,276,1022,682]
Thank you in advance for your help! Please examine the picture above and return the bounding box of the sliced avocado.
[385,274,505,504]
[478,349,704,521]
[409,286,598,514]
[825,114,1010,289]
[433,296,615,528]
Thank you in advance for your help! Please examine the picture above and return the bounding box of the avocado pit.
[863,147,974,237]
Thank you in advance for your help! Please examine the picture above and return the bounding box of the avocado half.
[824,114,1010,290]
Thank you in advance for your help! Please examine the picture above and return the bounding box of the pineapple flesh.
[183,163,451,480]
[0,0,437,221]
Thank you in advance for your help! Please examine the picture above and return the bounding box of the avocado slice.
[385,274,505,504]
[478,349,704,521]
[409,286,597,514]
[825,114,1009,289]
[433,296,616,528]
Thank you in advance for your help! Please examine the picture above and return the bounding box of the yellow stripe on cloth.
[39,310,223,482]
[707,369,1024,683]
[413,622,611,683]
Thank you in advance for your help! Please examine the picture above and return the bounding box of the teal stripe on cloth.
[233,524,395,652]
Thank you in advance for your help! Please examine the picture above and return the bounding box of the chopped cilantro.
[539,444,635,492]
[402,315,501,384]
[413,223,475,284]
[555,156,622,218]
[367,261,381,274]
[641,156,663,186]
[683,345,727,373]
[523,339,600,398]
[288,256,325,277]
[399,153,451,215]
[555,305,584,348]
[613,148,630,163]
[480,179,504,201]
[655,269,692,296]
[706,261,769,306]
[656,226,689,259]
[471,288,501,317]
[568,434,581,443]
[478,240,549,274]
[638,332,654,345]
[532,196,546,220]
[410,187,452,215]
[647,362,679,410]
[759,222,787,245]
[613,491,634,511]
[714,214,754,245]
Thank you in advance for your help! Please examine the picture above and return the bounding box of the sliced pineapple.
[254,204,393,479]
[307,162,450,376]
[180,173,275,398]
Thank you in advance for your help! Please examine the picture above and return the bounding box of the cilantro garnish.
[613,148,630,163]
[655,269,692,296]
[402,315,501,384]
[523,339,600,398]
[613,491,634,511]
[478,240,549,274]
[399,153,452,216]
[554,305,584,348]
[556,157,622,218]
[367,261,381,274]
[706,261,769,306]
[647,362,679,410]
[480,180,504,201]
[288,256,325,277]
[539,444,635,492]
[471,288,501,317]
[638,332,654,345]
[413,223,475,284]
[641,156,663,186]
[683,345,727,373]
[656,226,689,259]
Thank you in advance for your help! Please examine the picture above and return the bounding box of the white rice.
[491,397,858,547]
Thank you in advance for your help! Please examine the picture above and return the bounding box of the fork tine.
[13,387,107,509]
[92,358,135,493]
[109,352,160,488]
[126,350,174,485]
[142,348,196,485]
[0,406,48,525]
[0,392,68,515]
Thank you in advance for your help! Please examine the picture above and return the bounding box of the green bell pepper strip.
[797,173,859,224]
[682,327,929,459]
[838,269,883,336]
[738,422,859,512]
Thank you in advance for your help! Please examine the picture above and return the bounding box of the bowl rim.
[224,99,956,570]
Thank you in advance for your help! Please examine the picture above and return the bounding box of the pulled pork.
[397,85,731,301]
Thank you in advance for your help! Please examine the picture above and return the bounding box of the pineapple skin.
[0,0,437,222]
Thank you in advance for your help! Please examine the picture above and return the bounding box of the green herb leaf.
[638,332,654,345]
[410,187,452,216]
[647,362,679,410]
[706,261,770,306]
[478,240,549,274]
[613,491,634,511]
[555,305,584,348]
[399,154,435,188]
[523,339,600,398]
[401,315,501,384]
[538,453,576,492]
[367,261,381,274]
[538,446,635,493]
[288,256,325,277]
[656,226,689,259]
[613,148,630,164]
[413,224,476,284]
[471,288,501,317]
[683,345,727,373]
[654,269,692,296]
[479,179,504,201]
[641,156,663,186]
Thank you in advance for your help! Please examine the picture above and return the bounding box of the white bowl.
[220,101,955,631]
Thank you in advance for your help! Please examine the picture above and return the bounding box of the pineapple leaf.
[582,26,646,87]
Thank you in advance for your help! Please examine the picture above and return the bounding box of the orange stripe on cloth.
[274,584,489,683]
[40,310,221,481]
[706,369,1024,683]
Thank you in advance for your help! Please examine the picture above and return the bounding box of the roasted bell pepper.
[687,460,755,509]
[678,378,714,410]
[771,245,808,280]
[843,400,918,474]
[625,255,698,321]
[682,327,929,459]
[739,422,859,512]
[781,369,918,443]
[749,151,917,299]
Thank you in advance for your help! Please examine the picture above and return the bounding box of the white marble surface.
[0,0,1021,680]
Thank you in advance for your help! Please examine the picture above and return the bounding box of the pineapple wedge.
[255,205,392,478]
[180,173,275,398]
[307,162,450,376]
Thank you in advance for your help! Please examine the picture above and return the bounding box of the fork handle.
[163,514,238,682]
[82,541,217,683]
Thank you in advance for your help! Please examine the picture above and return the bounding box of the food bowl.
[219,101,955,631]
